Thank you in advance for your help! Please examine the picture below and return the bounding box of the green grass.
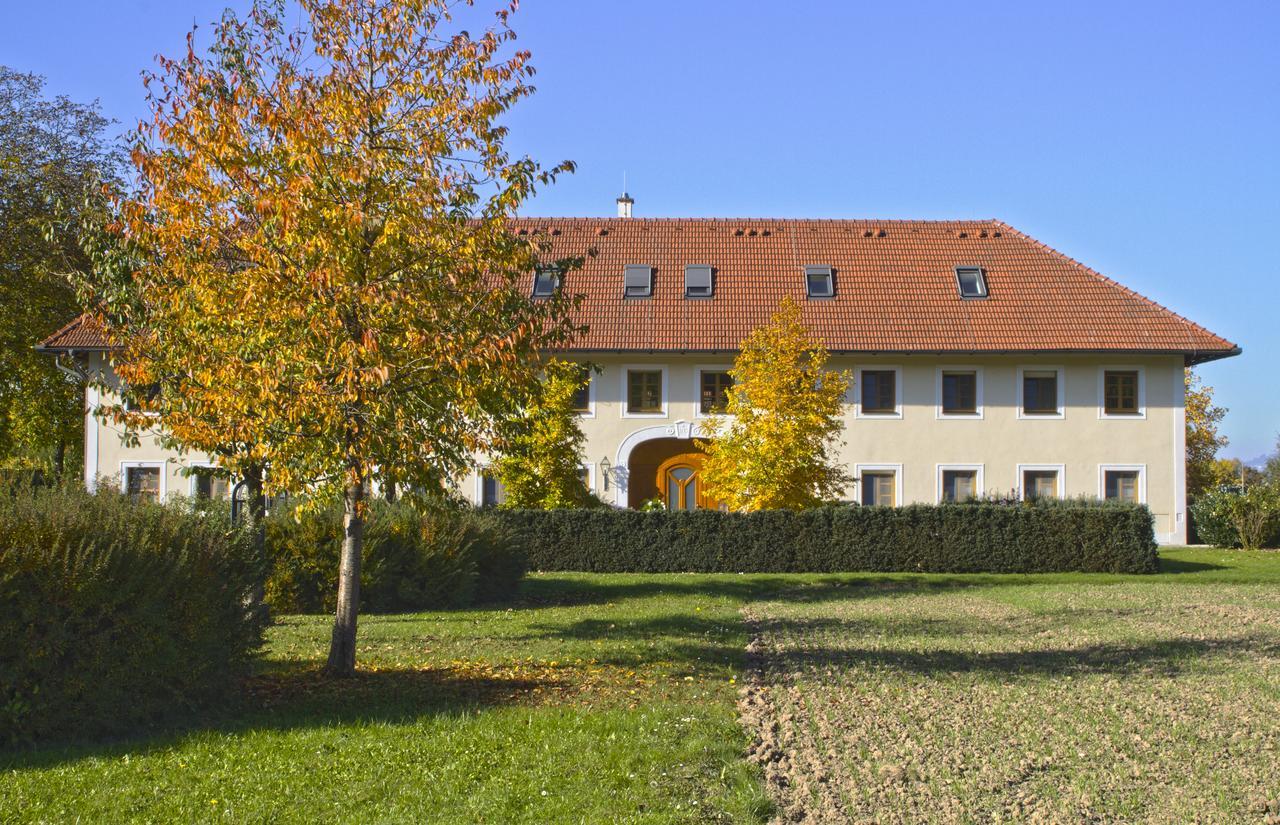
[3,548,1278,823]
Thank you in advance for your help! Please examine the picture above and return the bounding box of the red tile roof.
[38,218,1239,364]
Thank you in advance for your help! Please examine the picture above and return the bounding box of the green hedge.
[264,499,526,614]
[0,487,268,745]
[493,502,1158,574]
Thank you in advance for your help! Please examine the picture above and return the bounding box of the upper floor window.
[1020,368,1062,417]
[684,265,713,298]
[480,471,506,507]
[857,368,899,417]
[626,369,664,414]
[954,266,988,298]
[940,370,979,416]
[569,364,592,413]
[531,268,559,298]
[1103,370,1141,415]
[122,383,161,415]
[624,265,653,298]
[805,265,834,298]
[699,370,734,414]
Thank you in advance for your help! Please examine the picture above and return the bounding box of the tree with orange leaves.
[84,0,581,676]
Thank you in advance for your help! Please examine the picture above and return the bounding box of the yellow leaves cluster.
[698,297,851,511]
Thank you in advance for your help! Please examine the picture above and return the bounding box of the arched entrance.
[614,420,716,508]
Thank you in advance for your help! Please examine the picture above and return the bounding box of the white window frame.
[935,366,984,420]
[571,364,596,419]
[694,365,735,419]
[855,463,903,507]
[1098,366,1146,420]
[185,460,231,499]
[1098,464,1147,504]
[1016,365,1065,420]
[936,463,985,503]
[120,461,167,501]
[474,466,507,507]
[621,365,668,419]
[1015,463,1066,501]
[854,365,903,419]
[578,463,596,494]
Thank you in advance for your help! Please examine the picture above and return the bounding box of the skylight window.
[684,265,713,298]
[805,265,834,298]
[624,264,653,298]
[955,266,988,299]
[531,268,559,298]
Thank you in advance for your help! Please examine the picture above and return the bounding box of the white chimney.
[616,192,634,218]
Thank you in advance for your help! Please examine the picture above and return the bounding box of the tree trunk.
[243,464,270,622]
[325,478,364,676]
[384,480,397,503]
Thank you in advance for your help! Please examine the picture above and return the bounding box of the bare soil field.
[739,553,1280,824]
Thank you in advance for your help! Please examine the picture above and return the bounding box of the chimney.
[616,192,634,218]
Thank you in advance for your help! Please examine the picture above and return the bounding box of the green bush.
[0,486,268,745]
[264,499,526,614]
[493,501,1158,574]
[1190,485,1280,550]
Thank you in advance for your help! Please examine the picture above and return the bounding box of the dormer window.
[805,265,834,298]
[531,268,559,298]
[624,264,653,298]
[684,265,713,298]
[955,266,988,299]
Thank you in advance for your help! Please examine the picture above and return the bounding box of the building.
[39,206,1238,544]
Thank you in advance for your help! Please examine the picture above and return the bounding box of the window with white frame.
[1018,464,1064,501]
[937,367,983,418]
[855,367,901,418]
[938,465,983,502]
[1018,366,1064,418]
[479,471,506,507]
[1100,465,1145,503]
[1099,368,1145,418]
[569,363,594,416]
[623,367,666,417]
[122,463,164,503]
[857,464,901,507]
[189,465,230,499]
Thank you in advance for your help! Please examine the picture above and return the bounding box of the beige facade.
[464,353,1187,543]
[84,350,1188,544]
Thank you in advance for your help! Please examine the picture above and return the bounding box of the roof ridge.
[991,220,1238,352]
[510,216,997,225]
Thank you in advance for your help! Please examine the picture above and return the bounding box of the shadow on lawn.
[1,664,557,771]
[763,634,1278,681]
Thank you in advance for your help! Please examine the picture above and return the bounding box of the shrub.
[263,499,525,613]
[1190,485,1280,550]
[0,486,268,745]
[493,501,1157,574]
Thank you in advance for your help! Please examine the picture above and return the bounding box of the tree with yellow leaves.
[492,360,594,509]
[83,0,582,676]
[1185,369,1230,496]
[697,297,850,510]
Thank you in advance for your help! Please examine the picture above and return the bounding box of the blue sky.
[5,1,1277,459]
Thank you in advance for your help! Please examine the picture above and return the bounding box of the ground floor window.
[940,468,980,502]
[191,468,229,499]
[1021,468,1060,501]
[480,472,506,507]
[1104,469,1141,503]
[860,471,896,506]
[125,465,162,503]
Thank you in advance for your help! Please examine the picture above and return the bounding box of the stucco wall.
[84,351,1188,543]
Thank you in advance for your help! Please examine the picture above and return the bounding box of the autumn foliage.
[698,298,850,510]
[84,0,581,674]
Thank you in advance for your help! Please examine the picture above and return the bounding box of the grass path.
[4,549,1278,823]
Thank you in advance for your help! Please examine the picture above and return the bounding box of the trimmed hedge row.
[0,487,268,744]
[494,502,1158,574]
[264,499,526,614]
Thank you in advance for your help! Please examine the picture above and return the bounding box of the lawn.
[4,548,1278,823]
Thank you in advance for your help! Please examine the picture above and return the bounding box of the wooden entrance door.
[656,452,719,511]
